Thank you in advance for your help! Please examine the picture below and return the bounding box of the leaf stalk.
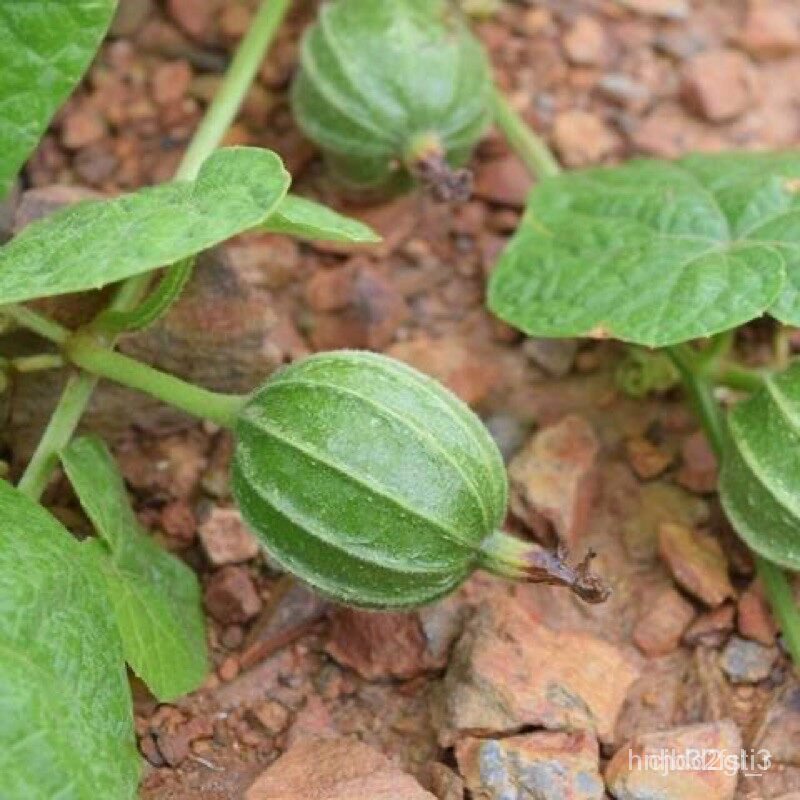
[65,334,246,429]
[490,89,561,179]
[665,344,725,455]
[17,374,98,499]
[693,330,734,371]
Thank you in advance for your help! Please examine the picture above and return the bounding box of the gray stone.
[720,636,779,684]
[456,730,604,800]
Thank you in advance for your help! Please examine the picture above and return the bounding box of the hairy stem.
[16,0,292,499]
[4,304,70,345]
[490,89,561,179]
[17,374,98,499]
[107,0,293,310]
[66,336,246,429]
[715,365,767,393]
[11,354,64,373]
[666,344,725,454]
[666,344,800,670]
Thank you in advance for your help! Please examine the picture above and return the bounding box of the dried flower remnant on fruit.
[405,132,474,203]
[479,533,610,603]
[290,0,492,196]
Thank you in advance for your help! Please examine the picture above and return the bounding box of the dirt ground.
[6,0,800,798]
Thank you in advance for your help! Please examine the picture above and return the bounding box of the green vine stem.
[490,89,561,179]
[11,354,64,373]
[16,0,292,500]
[4,303,69,345]
[17,374,99,498]
[666,344,726,453]
[66,335,246,428]
[715,365,768,393]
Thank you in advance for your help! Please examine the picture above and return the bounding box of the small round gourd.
[231,351,606,609]
[290,0,492,196]
[232,351,505,608]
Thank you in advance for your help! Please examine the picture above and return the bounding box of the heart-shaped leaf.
[0,1,117,199]
[0,147,290,305]
[0,480,139,799]
[488,152,800,347]
[720,362,800,568]
[61,436,207,702]
[263,194,381,243]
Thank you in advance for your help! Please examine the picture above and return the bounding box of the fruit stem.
[16,0,292,500]
[478,530,610,603]
[666,343,800,672]
[66,334,247,429]
[490,88,561,179]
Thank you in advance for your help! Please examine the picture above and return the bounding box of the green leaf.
[0,1,117,199]
[0,147,290,304]
[262,194,381,243]
[488,152,800,347]
[61,435,207,702]
[720,362,800,569]
[0,480,138,799]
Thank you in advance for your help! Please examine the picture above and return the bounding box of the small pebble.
[720,636,778,684]
[218,655,241,682]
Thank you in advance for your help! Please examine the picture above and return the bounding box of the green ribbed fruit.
[231,350,509,609]
[290,0,492,194]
